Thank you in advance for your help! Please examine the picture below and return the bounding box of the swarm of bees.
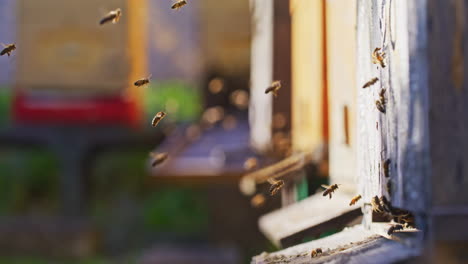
[372,47,386,68]
[375,88,387,113]
[362,77,379,89]
[310,248,322,258]
[268,178,285,196]
[322,184,340,199]
[152,111,167,127]
[0,43,16,57]
[265,80,282,97]
[349,195,362,206]
[99,8,122,25]
[134,75,152,87]
[372,195,415,227]
[172,0,188,10]
[149,152,169,167]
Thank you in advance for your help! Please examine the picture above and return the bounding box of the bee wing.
[321,184,330,189]
[265,86,274,94]
[99,14,115,25]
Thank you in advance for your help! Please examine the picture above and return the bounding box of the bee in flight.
[387,224,404,236]
[322,184,340,199]
[172,0,188,10]
[372,47,386,68]
[267,178,284,196]
[0,43,16,57]
[250,193,266,208]
[362,77,379,89]
[152,111,166,127]
[265,80,282,97]
[349,194,362,206]
[134,74,152,87]
[99,8,122,25]
[310,248,322,258]
[149,152,168,167]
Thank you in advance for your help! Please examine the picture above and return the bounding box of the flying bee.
[151,111,166,127]
[310,248,322,258]
[265,80,282,97]
[349,195,362,206]
[268,178,284,196]
[322,184,340,199]
[0,43,16,57]
[362,77,379,89]
[372,47,386,68]
[149,152,168,167]
[387,224,404,236]
[244,157,258,171]
[250,193,266,208]
[134,74,152,87]
[383,159,391,178]
[99,8,122,25]
[171,0,188,10]
[376,100,386,113]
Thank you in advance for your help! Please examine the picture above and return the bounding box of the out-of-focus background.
[0,0,280,263]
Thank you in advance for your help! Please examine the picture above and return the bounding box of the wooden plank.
[258,192,362,248]
[252,225,420,264]
[249,0,274,152]
[326,0,358,192]
[290,0,327,152]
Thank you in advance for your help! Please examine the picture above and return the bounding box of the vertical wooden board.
[290,0,326,152]
[16,0,129,93]
[357,0,430,216]
[326,0,358,192]
[249,0,273,152]
[428,0,468,207]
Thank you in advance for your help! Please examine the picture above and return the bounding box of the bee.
[310,248,322,258]
[372,47,386,68]
[250,193,266,208]
[376,100,386,113]
[151,111,166,127]
[99,8,122,25]
[387,224,404,235]
[0,43,16,57]
[371,196,385,213]
[383,159,391,178]
[379,196,393,213]
[349,195,362,206]
[149,152,169,167]
[265,80,282,97]
[268,178,284,196]
[243,157,258,171]
[362,77,379,88]
[134,74,152,87]
[386,181,392,194]
[322,184,340,199]
[379,88,387,103]
[171,0,188,10]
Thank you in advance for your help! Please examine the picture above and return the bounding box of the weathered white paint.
[249,0,273,152]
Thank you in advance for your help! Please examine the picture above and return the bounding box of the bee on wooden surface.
[386,181,392,194]
[149,152,168,167]
[99,8,122,25]
[151,111,166,127]
[362,77,379,88]
[376,100,386,113]
[383,159,391,178]
[171,0,188,10]
[379,88,386,103]
[371,195,384,213]
[268,178,284,196]
[265,80,282,97]
[0,43,16,57]
[134,74,152,87]
[349,195,362,206]
[310,248,322,258]
[387,224,404,236]
[250,193,266,208]
[379,195,393,212]
[322,184,340,199]
[244,157,258,171]
[372,47,386,68]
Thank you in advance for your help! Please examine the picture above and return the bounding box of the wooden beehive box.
[15,0,146,96]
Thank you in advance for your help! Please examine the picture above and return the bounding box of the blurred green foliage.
[0,148,59,214]
[143,81,202,122]
[0,86,11,124]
